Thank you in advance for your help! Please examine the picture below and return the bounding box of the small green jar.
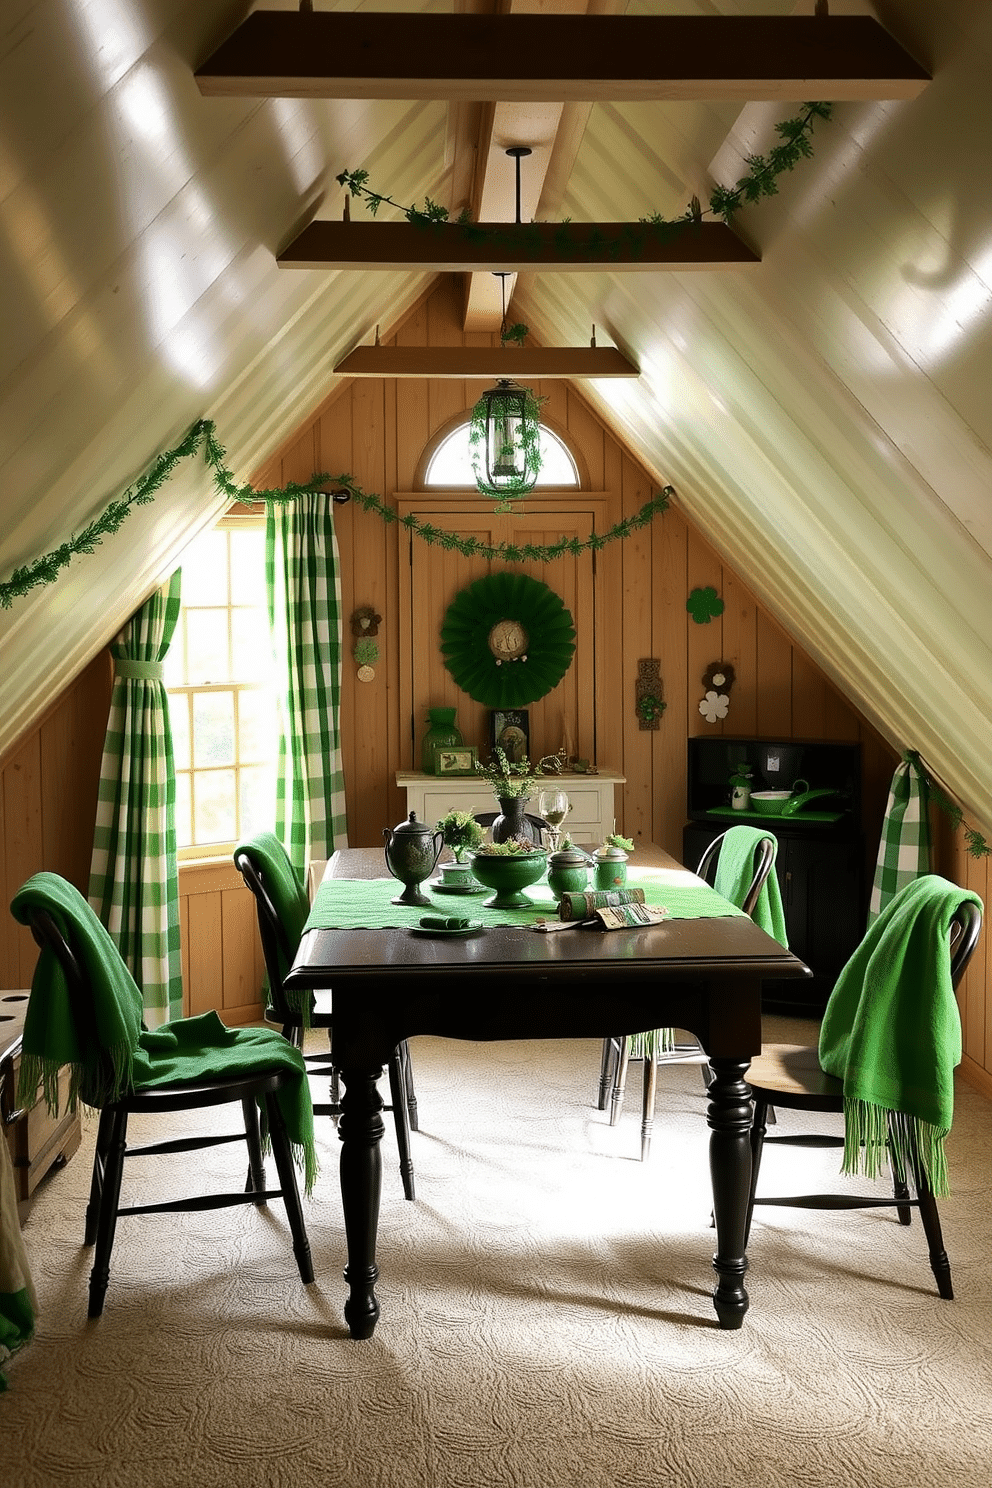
[593,846,628,890]
[547,847,589,899]
[421,706,462,774]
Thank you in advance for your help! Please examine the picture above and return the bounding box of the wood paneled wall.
[0,650,113,986]
[254,280,899,868]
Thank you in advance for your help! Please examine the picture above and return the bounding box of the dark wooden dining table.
[286,845,810,1339]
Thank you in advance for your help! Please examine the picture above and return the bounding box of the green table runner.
[304,866,746,932]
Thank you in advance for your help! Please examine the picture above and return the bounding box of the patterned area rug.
[4,1017,992,1488]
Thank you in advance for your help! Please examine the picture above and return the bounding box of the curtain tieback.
[114,658,164,681]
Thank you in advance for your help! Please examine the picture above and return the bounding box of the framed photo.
[434,745,478,776]
[489,709,530,763]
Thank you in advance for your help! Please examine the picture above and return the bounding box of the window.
[423,421,580,487]
[164,516,277,856]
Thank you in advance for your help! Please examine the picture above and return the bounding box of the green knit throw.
[712,825,788,948]
[11,873,317,1194]
[235,832,315,1028]
[818,875,982,1198]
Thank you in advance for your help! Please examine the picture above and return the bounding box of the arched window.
[423,420,580,488]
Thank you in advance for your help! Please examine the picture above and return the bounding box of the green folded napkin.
[11,873,317,1195]
[818,874,982,1197]
[419,915,472,931]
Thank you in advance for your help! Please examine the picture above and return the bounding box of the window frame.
[167,507,276,863]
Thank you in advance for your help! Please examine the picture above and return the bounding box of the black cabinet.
[684,737,866,1015]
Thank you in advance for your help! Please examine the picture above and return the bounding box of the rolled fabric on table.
[418,915,472,931]
[558,888,646,921]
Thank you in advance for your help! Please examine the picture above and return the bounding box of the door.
[397,495,607,771]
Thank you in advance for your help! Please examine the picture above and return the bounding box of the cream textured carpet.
[4,1017,992,1488]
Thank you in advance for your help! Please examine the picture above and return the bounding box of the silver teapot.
[383,812,444,906]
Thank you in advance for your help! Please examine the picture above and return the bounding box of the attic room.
[2,1,992,1480]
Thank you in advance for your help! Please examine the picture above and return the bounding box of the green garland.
[0,419,327,611]
[0,419,673,609]
[336,102,833,253]
[335,474,672,560]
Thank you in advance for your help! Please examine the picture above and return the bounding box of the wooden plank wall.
[254,279,899,870]
[0,650,113,987]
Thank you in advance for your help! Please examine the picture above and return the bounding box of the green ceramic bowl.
[469,849,547,909]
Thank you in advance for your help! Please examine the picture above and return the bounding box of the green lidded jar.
[547,846,590,899]
[421,707,462,774]
[593,845,629,890]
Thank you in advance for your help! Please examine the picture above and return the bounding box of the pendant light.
[470,149,543,504]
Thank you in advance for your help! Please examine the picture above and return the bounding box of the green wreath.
[440,571,576,708]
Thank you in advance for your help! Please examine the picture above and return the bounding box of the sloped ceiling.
[1,0,990,834]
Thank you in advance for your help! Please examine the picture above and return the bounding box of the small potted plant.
[469,835,547,909]
[593,833,635,889]
[435,810,485,888]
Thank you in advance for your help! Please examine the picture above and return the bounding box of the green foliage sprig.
[910,752,991,859]
[336,102,832,258]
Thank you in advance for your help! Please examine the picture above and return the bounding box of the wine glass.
[538,788,570,852]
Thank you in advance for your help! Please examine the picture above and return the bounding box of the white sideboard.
[395,770,626,847]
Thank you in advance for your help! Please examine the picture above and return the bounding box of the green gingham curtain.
[266,493,348,880]
[88,570,183,1026]
[868,751,932,923]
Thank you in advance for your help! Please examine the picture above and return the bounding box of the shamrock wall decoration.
[698,661,735,725]
[686,586,724,624]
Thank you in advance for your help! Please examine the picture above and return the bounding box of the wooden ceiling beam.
[278,220,759,272]
[195,14,930,103]
[333,346,639,379]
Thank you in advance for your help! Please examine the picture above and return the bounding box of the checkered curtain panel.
[266,493,349,881]
[868,751,932,923]
[88,570,183,1026]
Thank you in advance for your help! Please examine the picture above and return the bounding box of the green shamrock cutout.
[686,586,724,624]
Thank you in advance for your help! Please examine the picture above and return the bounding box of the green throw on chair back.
[818,874,983,1198]
[235,832,310,984]
[11,872,318,1194]
[712,824,788,948]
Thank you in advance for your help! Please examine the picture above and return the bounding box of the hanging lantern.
[469,379,543,506]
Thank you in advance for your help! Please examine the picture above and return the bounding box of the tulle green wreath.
[440,571,576,708]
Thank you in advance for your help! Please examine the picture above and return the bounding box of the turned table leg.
[706,1057,753,1330]
[338,1066,385,1339]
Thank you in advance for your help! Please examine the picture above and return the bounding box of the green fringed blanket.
[235,832,316,1028]
[818,874,982,1198]
[11,874,317,1195]
[712,825,788,948]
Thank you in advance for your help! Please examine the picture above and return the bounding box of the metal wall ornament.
[440,571,575,708]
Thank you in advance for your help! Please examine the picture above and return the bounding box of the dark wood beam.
[278,220,759,272]
[334,347,639,379]
[195,14,930,103]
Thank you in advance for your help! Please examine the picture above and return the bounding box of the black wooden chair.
[598,828,778,1160]
[744,893,982,1299]
[21,897,314,1319]
[235,839,418,1200]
